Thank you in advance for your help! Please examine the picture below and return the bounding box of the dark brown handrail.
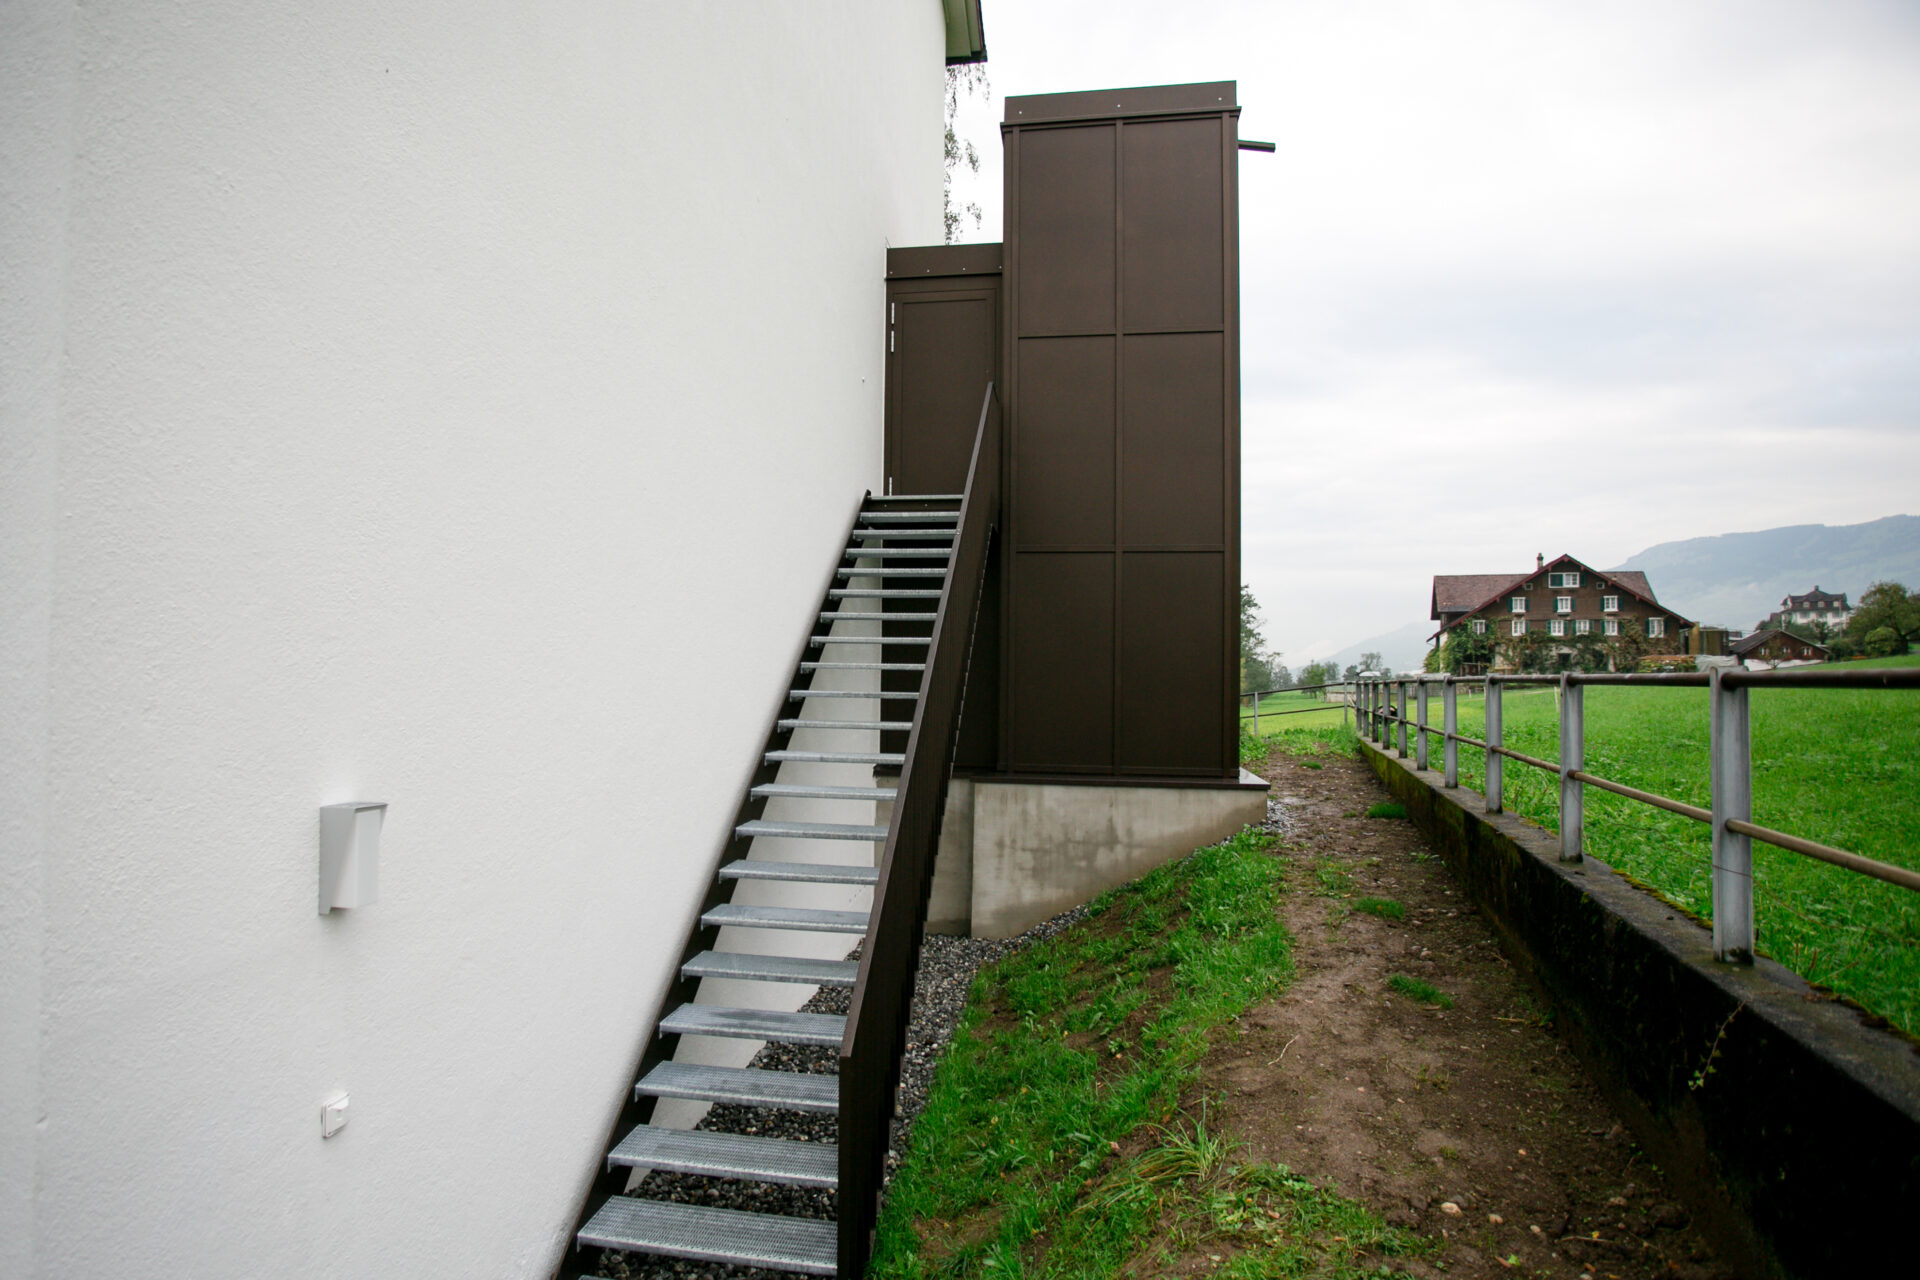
[837,383,1000,1277]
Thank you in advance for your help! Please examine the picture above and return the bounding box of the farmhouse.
[1430,553,1694,669]
[4,7,1267,1278]
[1731,628,1832,667]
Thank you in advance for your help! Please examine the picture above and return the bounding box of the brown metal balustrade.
[837,384,1000,1277]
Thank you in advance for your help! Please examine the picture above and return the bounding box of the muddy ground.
[1210,744,1738,1280]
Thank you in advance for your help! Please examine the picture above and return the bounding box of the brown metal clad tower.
[999,82,1242,779]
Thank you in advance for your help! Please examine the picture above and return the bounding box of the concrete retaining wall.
[1361,740,1920,1279]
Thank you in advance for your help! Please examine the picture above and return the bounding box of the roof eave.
[944,0,988,64]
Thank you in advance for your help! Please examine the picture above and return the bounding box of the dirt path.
[1205,745,1737,1280]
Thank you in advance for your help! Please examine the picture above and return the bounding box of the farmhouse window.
[1510,596,1527,613]
[1550,619,1566,637]
[1511,619,1526,637]
[1648,618,1666,639]
[1472,619,1487,634]
[1555,596,1573,614]
[1575,619,1591,635]
[1604,618,1620,636]
[1548,571,1580,588]
[1602,595,1620,612]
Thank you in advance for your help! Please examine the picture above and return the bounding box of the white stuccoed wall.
[0,2,946,1276]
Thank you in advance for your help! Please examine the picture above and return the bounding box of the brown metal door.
[884,245,1002,496]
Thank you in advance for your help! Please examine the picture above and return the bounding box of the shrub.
[1864,625,1908,658]
[1637,654,1697,673]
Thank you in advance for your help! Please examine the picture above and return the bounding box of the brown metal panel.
[1015,125,1116,334]
[1120,333,1225,547]
[1006,552,1114,771]
[887,289,998,496]
[1005,81,1237,124]
[886,243,1002,279]
[1122,118,1225,333]
[1001,82,1242,780]
[1117,553,1225,773]
[1011,336,1114,546]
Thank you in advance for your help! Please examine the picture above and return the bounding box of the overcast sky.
[946,0,1920,663]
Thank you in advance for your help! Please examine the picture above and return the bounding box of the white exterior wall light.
[319,802,387,914]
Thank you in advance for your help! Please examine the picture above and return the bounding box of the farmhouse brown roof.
[1731,628,1831,658]
[1432,573,1527,617]
[1429,559,1676,625]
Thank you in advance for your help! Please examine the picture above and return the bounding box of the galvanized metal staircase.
[559,389,1000,1279]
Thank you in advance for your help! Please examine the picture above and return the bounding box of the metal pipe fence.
[1238,679,1356,735]
[1355,667,1920,964]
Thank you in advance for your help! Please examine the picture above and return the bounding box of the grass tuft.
[1353,896,1406,921]
[1387,974,1454,1008]
[1365,801,1408,820]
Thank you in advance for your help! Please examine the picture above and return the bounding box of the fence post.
[1443,678,1458,788]
[1395,681,1409,757]
[1485,679,1503,813]
[1558,674,1583,862]
[1343,682,1350,731]
[1252,691,1260,738]
[1415,679,1430,770]
[1710,668,1754,962]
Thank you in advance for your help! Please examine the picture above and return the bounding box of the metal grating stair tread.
[776,718,913,731]
[797,661,926,671]
[658,1005,847,1046]
[750,782,897,802]
[578,1199,836,1275]
[826,590,944,598]
[719,857,881,882]
[682,950,860,987]
[787,688,919,699]
[819,611,940,622]
[809,633,933,645]
[764,749,906,766]
[733,820,889,844]
[841,547,952,558]
[702,903,871,933]
[634,1061,838,1111]
[834,565,948,577]
[609,1125,839,1187]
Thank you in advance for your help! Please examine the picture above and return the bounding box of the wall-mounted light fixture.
[319,801,386,914]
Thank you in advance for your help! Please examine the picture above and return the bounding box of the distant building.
[1759,586,1851,632]
[1731,629,1831,667]
[1430,552,1694,669]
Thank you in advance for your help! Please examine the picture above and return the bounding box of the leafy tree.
[1239,585,1283,693]
[1843,581,1918,653]
[1440,627,1495,674]
[1296,660,1338,696]
[943,65,988,242]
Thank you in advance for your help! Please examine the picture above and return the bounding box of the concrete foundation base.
[924,772,1269,939]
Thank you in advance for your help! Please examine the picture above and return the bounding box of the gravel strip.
[596,904,1091,1280]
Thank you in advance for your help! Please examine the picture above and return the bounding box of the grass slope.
[873,827,1426,1279]
[1399,657,1920,1036]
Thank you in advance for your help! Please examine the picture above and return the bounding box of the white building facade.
[1,3,968,1275]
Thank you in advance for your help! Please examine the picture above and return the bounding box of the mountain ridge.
[1611,514,1920,630]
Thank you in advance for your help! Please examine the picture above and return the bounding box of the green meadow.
[1356,657,1920,1037]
